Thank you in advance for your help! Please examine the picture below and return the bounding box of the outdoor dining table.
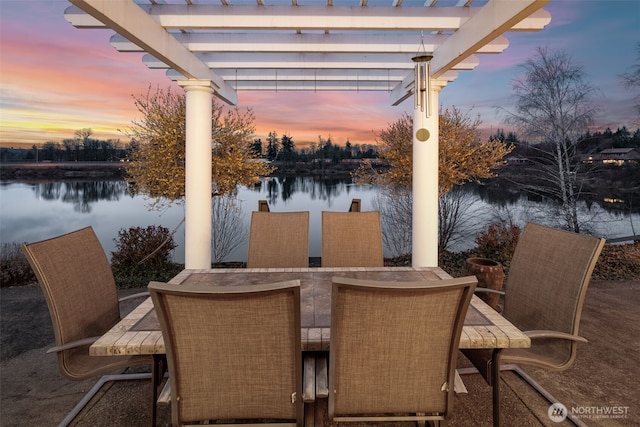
[91,266,531,426]
[90,266,531,356]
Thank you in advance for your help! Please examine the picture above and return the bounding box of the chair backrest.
[148,280,303,426]
[258,199,270,212]
[321,211,383,267]
[328,276,477,422]
[503,222,605,368]
[247,211,309,268]
[21,227,121,377]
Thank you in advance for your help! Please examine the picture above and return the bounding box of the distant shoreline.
[0,160,362,180]
[0,162,126,180]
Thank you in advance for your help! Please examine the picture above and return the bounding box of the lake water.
[1,176,638,263]
[0,176,379,263]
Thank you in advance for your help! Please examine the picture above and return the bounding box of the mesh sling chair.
[328,276,477,426]
[460,222,605,427]
[247,211,310,268]
[321,211,384,267]
[21,227,157,427]
[148,280,304,427]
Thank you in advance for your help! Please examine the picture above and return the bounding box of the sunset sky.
[1,1,638,148]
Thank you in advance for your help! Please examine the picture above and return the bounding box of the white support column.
[178,80,213,269]
[412,79,446,267]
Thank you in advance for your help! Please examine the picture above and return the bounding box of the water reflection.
[0,176,380,263]
[247,175,360,209]
[31,180,129,213]
[21,176,639,218]
[2,176,638,263]
[470,181,640,215]
[13,176,365,213]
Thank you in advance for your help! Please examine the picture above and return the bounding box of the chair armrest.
[525,330,588,343]
[474,287,505,296]
[157,381,172,405]
[46,336,101,354]
[119,291,149,302]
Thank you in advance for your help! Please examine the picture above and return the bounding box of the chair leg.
[491,350,501,427]
[502,364,589,427]
[457,350,503,427]
[460,349,590,427]
[152,355,168,427]
[57,372,152,427]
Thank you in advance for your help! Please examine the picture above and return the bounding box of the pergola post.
[412,74,446,267]
[178,80,213,269]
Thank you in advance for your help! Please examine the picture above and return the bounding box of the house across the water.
[583,148,640,165]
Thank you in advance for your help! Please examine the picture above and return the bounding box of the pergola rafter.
[109,33,510,55]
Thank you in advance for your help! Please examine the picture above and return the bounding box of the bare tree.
[373,189,412,257]
[502,47,599,233]
[438,186,478,252]
[621,42,640,126]
[375,185,481,255]
[74,128,93,143]
[211,195,247,263]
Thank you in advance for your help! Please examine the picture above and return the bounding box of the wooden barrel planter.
[466,257,504,312]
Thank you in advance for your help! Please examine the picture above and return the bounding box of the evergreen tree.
[280,134,295,162]
[266,131,279,161]
[345,140,353,159]
[252,138,263,157]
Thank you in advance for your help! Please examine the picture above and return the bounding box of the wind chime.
[412,34,433,142]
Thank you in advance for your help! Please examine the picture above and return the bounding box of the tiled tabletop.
[90,267,530,356]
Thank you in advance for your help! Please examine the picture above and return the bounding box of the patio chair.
[247,211,309,268]
[328,275,477,425]
[321,211,383,267]
[21,227,156,427]
[460,222,605,427]
[148,280,303,427]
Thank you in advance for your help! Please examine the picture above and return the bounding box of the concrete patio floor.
[1,279,638,427]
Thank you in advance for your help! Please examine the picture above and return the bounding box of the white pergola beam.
[231,81,399,91]
[431,0,551,78]
[390,71,419,106]
[167,68,417,90]
[68,4,550,32]
[125,5,475,31]
[66,1,238,105]
[510,8,553,30]
[144,53,480,70]
[110,33,510,54]
[213,69,412,80]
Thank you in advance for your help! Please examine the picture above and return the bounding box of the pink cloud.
[0,3,175,145]
[1,0,636,148]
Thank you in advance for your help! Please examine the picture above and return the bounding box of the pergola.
[65,0,551,268]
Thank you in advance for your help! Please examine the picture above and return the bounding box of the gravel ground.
[2,280,639,427]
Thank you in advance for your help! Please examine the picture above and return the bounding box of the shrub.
[474,222,521,269]
[111,225,182,288]
[593,241,640,280]
[0,242,36,287]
